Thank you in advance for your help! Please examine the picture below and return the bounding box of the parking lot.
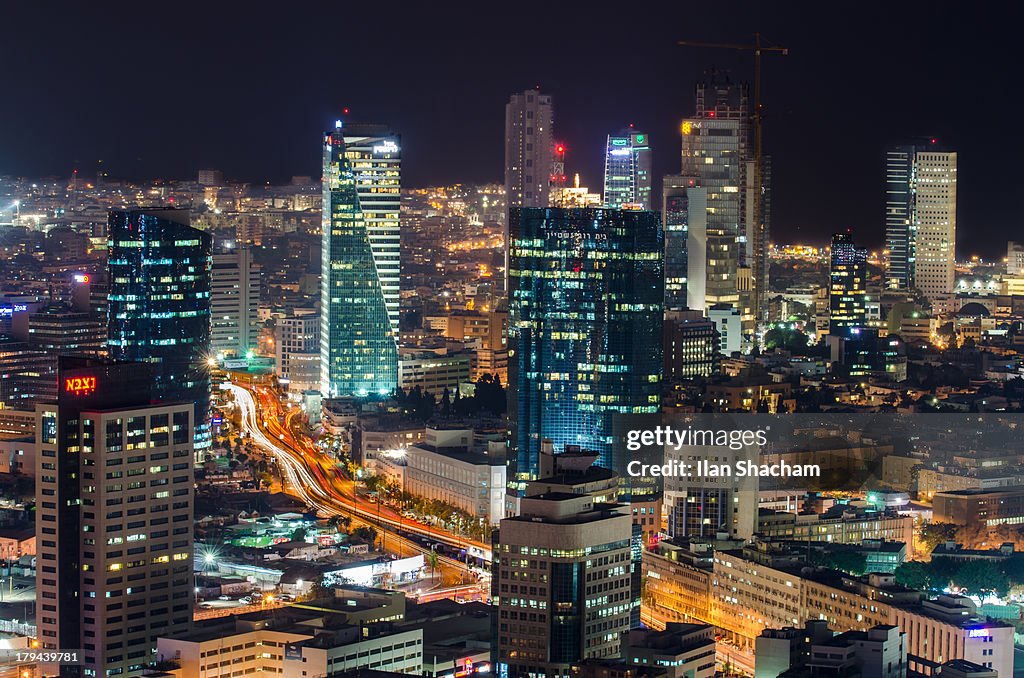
[0,574,34,603]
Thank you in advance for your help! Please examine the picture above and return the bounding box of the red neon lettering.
[64,376,97,394]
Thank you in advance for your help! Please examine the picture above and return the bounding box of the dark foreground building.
[35,357,195,677]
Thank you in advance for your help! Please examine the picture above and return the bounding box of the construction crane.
[678,33,788,324]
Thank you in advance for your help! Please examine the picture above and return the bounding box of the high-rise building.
[603,130,652,210]
[107,208,212,452]
[679,79,748,313]
[320,121,400,398]
[829,232,869,337]
[35,357,195,677]
[493,455,633,678]
[664,310,719,380]
[750,154,772,322]
[504,89,554,210]
[27,304,106,355]
[1008,241,1024,276]
[661,176,703,311]
[914,150,957,311]
[884,143,957,311]
[507,207,663,495]
[210,247,260,358]
[275,310,320,395]
[0,338,54,411]
[197,169,224,186]
[884,145,918,291]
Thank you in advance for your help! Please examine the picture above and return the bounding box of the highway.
[222,382,489,590]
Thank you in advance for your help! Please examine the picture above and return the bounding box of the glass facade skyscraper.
[602,130,652,210]
[662,175,707,311]
[507,207,663,496]
[320,122,400,398]
[829,232,869,337]
[885,145,918,291]
[107,208,212,451]
[884,142,957,312]
[679,80,749,311]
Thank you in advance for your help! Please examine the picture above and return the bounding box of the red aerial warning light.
[343,108,350,114]
[930,138,937,144]
[555,144,565,154]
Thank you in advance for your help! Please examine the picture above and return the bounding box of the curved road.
[223,383,488,586]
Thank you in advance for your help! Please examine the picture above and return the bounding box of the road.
[223,382,488,592]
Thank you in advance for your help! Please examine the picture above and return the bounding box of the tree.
[826,550,867,575]
[1001,553,1024,586]
[327,515,352,532]
[764,326,811,354]
[305,575,332,601]
[426,549,440,580]
[351,526,378,545]
[292,526,308,542]
[895,561,934,591]
[955,560,1009,597]
[920,522,960,553]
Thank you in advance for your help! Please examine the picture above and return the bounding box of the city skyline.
[3,7,1024,678]
[3,3,1024,255]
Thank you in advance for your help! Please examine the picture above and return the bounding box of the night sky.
[3,2,1022,256]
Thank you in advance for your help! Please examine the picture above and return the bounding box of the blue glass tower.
[107,208,212,451]
[320,122,400,398]
[507,207,663,496]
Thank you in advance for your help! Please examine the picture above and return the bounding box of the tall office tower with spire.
[320,121,400,398]
[602,130,652,210]
[107,208,212,453]
[35,357,195,678]
[885,142,957,312]
[504,89,554,210]
[679,78,750,313]
[507,207,663,499]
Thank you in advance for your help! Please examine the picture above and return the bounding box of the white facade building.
[913,151,957,312]
[275,311,319,394]
[211,248,260,357]
[403,428,506,526]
